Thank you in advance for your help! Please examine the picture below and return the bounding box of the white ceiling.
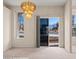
[4,0,67,6]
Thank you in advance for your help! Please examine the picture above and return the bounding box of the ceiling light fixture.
[21,0,36,19]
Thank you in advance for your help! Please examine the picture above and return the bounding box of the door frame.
[36,16,63,47]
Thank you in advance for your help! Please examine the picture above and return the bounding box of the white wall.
[36,6,64,17]
[11,6,64,47]
[11,8,36,47]
[72,8,76,15]
[3,6,12,51]
[64,0,72,52]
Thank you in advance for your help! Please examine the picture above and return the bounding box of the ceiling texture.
[4,0,76,9]
[4,0,67,6]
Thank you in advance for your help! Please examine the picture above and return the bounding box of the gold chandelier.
[21,0,36,19]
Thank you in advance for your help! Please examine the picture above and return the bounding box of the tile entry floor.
[4,47,76,59]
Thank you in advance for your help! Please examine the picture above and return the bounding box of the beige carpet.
[4,47,76,59]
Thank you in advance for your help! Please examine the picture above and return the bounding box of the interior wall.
[64,0,72,52]
[72,8,76,15]
[36,6,64,17]
[11,6,64,47]
[3,6,12,51]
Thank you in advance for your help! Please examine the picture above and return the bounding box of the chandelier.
[21,0,36,19]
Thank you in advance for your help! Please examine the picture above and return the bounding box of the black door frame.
[36,16,49,47]
[36,16,40,48]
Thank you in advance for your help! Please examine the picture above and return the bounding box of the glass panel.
[72,15,76,36]
[17,12,24,39]
[49,17,59,34]
[40,18,48,46]
[48,17,60,47]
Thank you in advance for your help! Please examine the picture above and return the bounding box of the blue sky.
[18,14,24,25]
[72,15,76,24]
[49,17,59,25]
